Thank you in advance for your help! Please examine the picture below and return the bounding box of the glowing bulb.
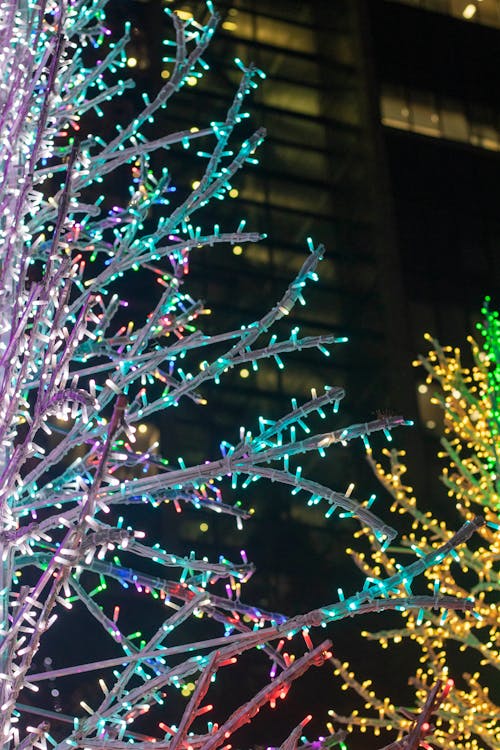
[240,368,250,379]
[138,424,148,434]
[192,180,200,190]
[199,522,209,532]
[222,21,237,31]
[232,245,243,255]
[462,3,477,18]
[161,69,171,79]
[176,9,193,20]
[229,188,239,198]
[127,57,138,68]
[186,76,198,86]
[418,384,428,394]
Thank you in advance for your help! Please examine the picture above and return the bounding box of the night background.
[34,1,500,748]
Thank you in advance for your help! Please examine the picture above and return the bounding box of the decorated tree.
[330,300,499,749]
[0,2,485,750]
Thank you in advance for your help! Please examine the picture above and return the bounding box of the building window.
[387,0,500,29]
[380,85,411,130]
[381,85,500,151]
[440,98,469,141]
[410,91,441,136]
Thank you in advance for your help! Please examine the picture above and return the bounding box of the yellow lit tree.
[328,299,499,749]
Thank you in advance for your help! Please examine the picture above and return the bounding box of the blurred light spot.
[462,4,477,18]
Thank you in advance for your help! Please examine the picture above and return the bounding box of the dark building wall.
[370,0,500,321]
[361,1,500,534]
[368,0,500,416]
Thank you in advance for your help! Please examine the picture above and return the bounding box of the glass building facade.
[111,0,418,566]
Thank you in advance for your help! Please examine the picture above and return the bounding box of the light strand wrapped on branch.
[329,299,499,748]
[0,2,486,750]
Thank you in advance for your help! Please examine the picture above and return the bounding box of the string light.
[0,3,485,750]
[332,300,499,748]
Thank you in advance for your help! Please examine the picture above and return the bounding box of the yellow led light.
[418,383,428,394]
[463,3,477,18]
[229,188,239,198]
[126,56,138,68]
[138,424,147,434]
[222,21,237,31]
[199,522,209,532]
[160,69,170,79]
[175,9,193,20]
[336,317,500,746]
[232,245,243,256]
[240,368,250,379]
[186,76,198,86]
[190,126,199,133]
[191,180,200,190]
